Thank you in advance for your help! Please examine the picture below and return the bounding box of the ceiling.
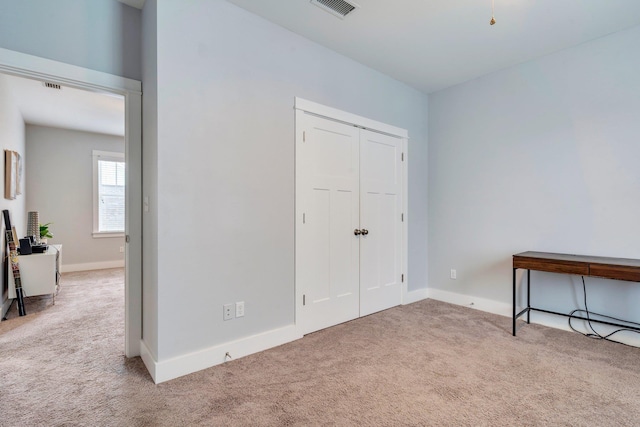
[3,73,125,136]
[226,0,640,93]
[7,0,640,135]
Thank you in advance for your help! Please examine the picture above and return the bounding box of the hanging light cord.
[490,0,496,25]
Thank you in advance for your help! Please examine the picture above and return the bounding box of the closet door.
[298,114,361,334]
[359,130,402,316]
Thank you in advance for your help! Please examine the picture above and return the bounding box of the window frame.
[92,150,125,238]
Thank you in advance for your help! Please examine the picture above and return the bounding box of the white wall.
[428,26,640,342]
[0,0,141,80]
[144,0,429,375]
[25,125,125,270]
[0,74,26,317]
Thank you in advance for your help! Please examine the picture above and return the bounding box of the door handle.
[361,229,369,235]
[354,229,362,236]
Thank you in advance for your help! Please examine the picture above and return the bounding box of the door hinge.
[401,152,404,161]
[303,295,306,306]
[401,213,404,222]
[303,213,306,224]
[401,274,404,283]
[303,131,306,142]
[125,235,130,243]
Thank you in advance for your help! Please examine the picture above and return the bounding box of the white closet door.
[298,114,360,334]
[359,129,402,316]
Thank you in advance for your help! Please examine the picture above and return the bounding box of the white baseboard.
[140,340,157,382]
[426,288,640,347]
[1,297,12,319]
[426,288,512,318]
[403,288,428,305]
[525,311,640,347]
[62,260,125,273]
[141,325,302,384]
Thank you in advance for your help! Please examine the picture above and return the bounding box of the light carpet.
[1,269,639,426]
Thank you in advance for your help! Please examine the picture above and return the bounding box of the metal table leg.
[527,269,530,324]
[512,267,517,336]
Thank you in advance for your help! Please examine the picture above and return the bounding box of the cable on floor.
[568,276,640,346]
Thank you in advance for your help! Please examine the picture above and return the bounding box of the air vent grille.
[310,0,359,19]
[43,82,62,90]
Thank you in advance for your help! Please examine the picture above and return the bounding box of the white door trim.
[294,97,409,332]
[295,97,409,139]
[0,47,143,357]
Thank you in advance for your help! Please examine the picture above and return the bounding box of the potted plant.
[39,222,53,244]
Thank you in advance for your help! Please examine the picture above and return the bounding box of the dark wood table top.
[514,251,640,267]
[513,251,640,282]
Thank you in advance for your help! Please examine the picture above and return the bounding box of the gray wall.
[0,74,26,317]
[428,25,640,342]
[25,125,125,268]
[0,0,141,81]
[145,0,429,361]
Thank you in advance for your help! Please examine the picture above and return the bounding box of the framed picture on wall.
[4,149,18,200]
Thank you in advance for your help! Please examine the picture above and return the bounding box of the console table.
[9,244,62,304]
[512,251,640,336]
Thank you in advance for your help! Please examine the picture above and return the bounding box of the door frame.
[294,97,409,333]
[0,48,143,357]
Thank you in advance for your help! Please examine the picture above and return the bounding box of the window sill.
[93,232,125,239]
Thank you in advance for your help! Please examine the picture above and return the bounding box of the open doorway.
[11,73,126,263]
[0,49,142,357]
[0,71,126,342]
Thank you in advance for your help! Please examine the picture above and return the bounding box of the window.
[93,151,125,237]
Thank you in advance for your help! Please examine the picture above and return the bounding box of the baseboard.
[426,288,512,318]
[143,325,302,384]
[426,288,640,347]
[61,260,125,273]
[524,310,640,347]
[1,296,11,319]
[139,339,157,382]
[403,288,428,305]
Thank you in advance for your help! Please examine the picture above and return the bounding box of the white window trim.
[93,150,125,238]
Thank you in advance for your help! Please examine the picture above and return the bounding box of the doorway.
[0,48,142,357]
[295,98,408,335]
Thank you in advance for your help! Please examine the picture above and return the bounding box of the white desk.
[9,244,62,303]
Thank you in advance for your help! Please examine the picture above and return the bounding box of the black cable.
[568,276,640,346]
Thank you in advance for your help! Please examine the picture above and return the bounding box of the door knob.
[361,229,369,235]
[354,229,362,236]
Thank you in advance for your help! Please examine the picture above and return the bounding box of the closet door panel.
[359,130,402,316]
[298,114,360,334]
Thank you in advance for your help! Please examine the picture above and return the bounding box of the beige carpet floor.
[1,269,639,426]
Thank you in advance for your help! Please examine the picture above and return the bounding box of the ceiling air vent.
[310,0,360,19]
[43,82,62,90]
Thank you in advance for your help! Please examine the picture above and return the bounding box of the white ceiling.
[3,73,125,136]
[226,0,640,93]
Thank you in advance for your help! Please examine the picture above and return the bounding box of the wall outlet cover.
[223,304,234,321]
[236,301,245,318]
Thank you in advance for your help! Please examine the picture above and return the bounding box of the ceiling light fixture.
[490,0,496,25]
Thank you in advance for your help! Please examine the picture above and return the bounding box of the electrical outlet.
[450,269,457,280]
[223,304,234,321]
[119,246,124,253]
[235,301,245,318]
